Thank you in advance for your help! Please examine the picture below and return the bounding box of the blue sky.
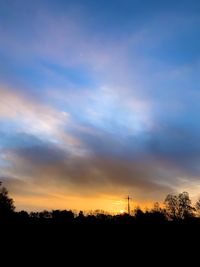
[0,0,200,211]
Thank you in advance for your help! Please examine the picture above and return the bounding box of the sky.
[0,0,200,213]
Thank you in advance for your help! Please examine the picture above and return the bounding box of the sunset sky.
[0,0,200,213]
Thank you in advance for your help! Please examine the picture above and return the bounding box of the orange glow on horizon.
[12,192,160,213]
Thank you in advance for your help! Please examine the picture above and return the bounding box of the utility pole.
[126,195,132,215]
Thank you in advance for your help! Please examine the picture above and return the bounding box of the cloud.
[1,95,200,208]
[49,85,153,138]
[0,0,200,211]
[2,129,195,201]
[0,85,82,149]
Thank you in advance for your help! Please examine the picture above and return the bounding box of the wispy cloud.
[0,85,82,149]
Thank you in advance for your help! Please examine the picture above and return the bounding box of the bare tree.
[152,202,162,213]
[164,192,194,220]
[164,194,178,220]
[195,198,200,217]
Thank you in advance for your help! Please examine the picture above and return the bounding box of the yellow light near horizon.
[120,209,125,214]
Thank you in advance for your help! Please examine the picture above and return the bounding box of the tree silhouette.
[52,210,74,222]
[164,192,194,220]
[178,192,195,219]
[195,199,200,216]
[0,181,15,220]
[134,207,144,220]
[0,182,200,226]
[152,202,162,213]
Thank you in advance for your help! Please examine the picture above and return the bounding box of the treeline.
[1,181,200,224]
